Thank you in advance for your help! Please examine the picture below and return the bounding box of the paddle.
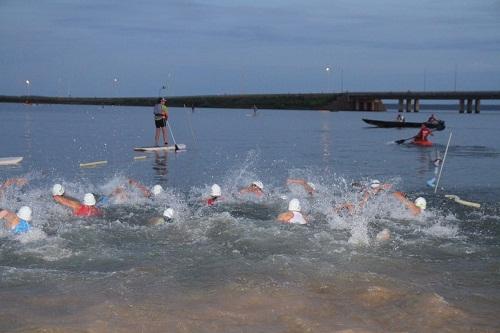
[166,120,180,151]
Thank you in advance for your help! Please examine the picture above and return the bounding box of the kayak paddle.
[395,136,416,144]
[166,120,180,151]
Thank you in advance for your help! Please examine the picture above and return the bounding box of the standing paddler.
[153,97,169,146]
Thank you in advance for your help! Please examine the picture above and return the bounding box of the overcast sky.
[1,0,499,97]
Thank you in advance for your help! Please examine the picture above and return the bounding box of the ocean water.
[1,103,499,332]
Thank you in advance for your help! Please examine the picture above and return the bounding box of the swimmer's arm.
[393,192,421,216]
[0,209,19,228]
[128,178,152,198]
[53,195,81,211]
[277,211,293,223]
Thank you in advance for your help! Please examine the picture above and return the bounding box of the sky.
[1,0,499,97]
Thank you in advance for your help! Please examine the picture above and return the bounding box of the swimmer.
[335,179,392,214]
[286,178,316,196]
[0,206,32,234]
[127,178,164,198]
[0,177,28,197]
[375,228,391,242]
[206,184,222,206]
[239,181,264,197]
[52,188,102,217]
[393,192,426,216]
[148,208,175,225]
[277,198,308,225]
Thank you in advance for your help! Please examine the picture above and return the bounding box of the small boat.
[362,118,445,131]
[411,140,433,147]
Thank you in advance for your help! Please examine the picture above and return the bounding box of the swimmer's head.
[151,185,164,196]
[17,206,32,221]
[83,193,96,206]
[251,181,264,190]
[211,184,222,197]
[163,208,174,220]
[414,197,427,210]
[52,184,65,196]
[370,179,381,189]
[288,198,301,212]
[376,228,391,242]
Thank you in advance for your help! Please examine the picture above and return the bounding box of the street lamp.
[325,66,333,92]
[25,80,31,96]
[113,77,119,97]
[158,85,166,97]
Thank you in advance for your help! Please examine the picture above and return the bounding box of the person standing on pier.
[153,97,169,146]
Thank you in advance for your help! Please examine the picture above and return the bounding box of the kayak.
[411,140,433,147]
[362,119,445,131]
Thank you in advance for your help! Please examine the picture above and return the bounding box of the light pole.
[113,77,119,97]
[25,80,31,96]
[325,66,332,92]
[158,85,166,97]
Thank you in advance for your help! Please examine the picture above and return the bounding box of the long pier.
[1,91,499,112]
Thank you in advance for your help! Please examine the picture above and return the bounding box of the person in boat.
[206,184,222,206]
[52,187,102,217]
[396,114,405,123]
[286,178,316,196]
[392,192,426,216]
[427,113,439,124]
[153,97,169,146]
[0,206,32,234]
[0,177,28,197]
[148,208,175,225]
[239,181,265,197]
[414,123,432,142]
[277,198,308,224]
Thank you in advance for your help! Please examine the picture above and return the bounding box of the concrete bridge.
[1,91,500,112]
[344,91,500,113]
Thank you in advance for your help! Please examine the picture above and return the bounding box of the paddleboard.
[0,156,23,166]
[134,144,186,152]
[79,160,108,168]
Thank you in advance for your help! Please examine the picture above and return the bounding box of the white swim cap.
[370,179,381,189]
[83,193,96,206]
[163,208,174,219]
[152,185,164,196]
[307,182,316,190]
[52,184,65,196]
[252,181,264,190]
[414,197,427,210]
[288,198,301,212]
[17,206,32,221]
[211,184,222,197]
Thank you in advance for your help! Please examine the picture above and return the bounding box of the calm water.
[1,103,500,332]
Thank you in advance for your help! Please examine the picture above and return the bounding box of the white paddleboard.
[134,144,186,152]
[0,156,23,166]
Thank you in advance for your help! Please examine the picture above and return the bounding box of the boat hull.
[363,119,445,130]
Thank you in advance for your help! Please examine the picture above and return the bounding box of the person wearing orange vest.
[415,123,432,142]
[52,184,102,217]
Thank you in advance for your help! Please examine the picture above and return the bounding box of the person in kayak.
[286,178,316,196]
[427,113,439,124]
[277,198,308,224]
[414,123,432,142]
[0,177,28,198]
[393,192,426,216]
[0,206,32,234]
[153,97,169,146]
[52,189,102,217]
[206,184,222,206]
[239,181,264,197]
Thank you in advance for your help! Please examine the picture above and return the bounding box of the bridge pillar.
[354,99,360,111]
[467,99,473,113]
[475,99,481,113]
[398,98,404,112]
[459,99,465,113]
[362,101,367,111]
[406,98,412,112]
[369,101,374,111]
[413,99,420,112]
